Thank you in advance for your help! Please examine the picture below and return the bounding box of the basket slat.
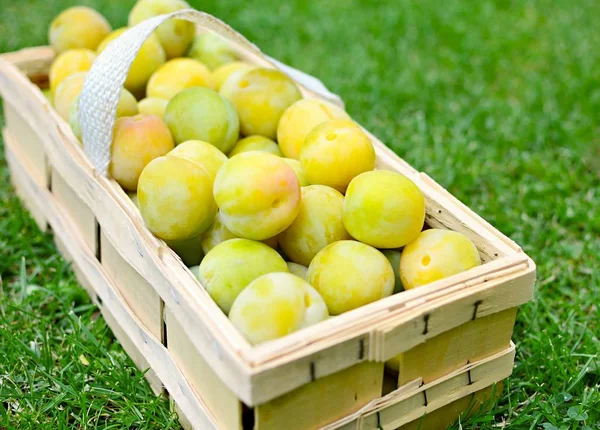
[51,167,98,254]
[3,103,49,191]
[100,229,164,341]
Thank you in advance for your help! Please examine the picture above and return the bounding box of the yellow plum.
[282,158,309,187]
[129,0,195,59]
[167,140,228,182]
[212,61,254,91]
[49,6,111,53]
[228,135,283,157]
[147,58,214,100]
[213,152,301,240]
[400,229,481,290]
[164,87,239,152]
[277,98,350,159]
[300,119,375,192]
[138,97,168,119]
[307,240,394,315]
[229,272,328,344]
[279,185,350,266]
[137,156,216,241]
[200,210,278,254]
[188,32,238,70]
[200,211,238,254]
[53,72,87,120]
[49,49,96,93]
[343,170,425,248]
[221,68,302,139]
[110,114,174,191]
[199,238,288,313]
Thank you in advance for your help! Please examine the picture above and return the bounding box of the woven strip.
[79,9,342,177]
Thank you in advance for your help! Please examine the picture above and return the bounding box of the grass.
[1,0,599,428]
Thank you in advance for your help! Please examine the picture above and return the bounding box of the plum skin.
[199,238,288,314]
[400,229,481,290]
[307,240,395,315]
[229,272,328,345]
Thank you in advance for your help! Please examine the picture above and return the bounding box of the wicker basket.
[0,10,536,430]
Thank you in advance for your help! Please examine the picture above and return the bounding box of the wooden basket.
[0,10,536,430]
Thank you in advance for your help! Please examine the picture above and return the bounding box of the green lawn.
[1,0,599,428]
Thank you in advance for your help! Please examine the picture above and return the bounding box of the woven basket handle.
[79,9,343,177]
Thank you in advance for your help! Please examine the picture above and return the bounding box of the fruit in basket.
[218,68,250,99]
[286,262,308,280]
[300,119,375,192]
[188,32,238,70]
[49,49,96,93]
[129,0,195,59]
[214,152,301,240]
[278,99,350,159]
[221,68,302,139]
[138,97,168,119]
[167,140,228,181]
[282,158,309,187]
[279,185,350,266]
[200,211,238,254]
[199,238,288,313]
[164,87,239,152]
[165,235,204,266]
[228,135,283,157]
[97,29,166,97]
[69,89,139,141]
[229,272,328,345]
[343,170,425,248]
[110,114,175,191]
[213,61,254,91]
[53,72,87,120]
[382,249,403,294]
[399,229,481,290]
[147,58,214,100]
[138,156,216,241]
[49,6,111,53]
[307,240,394,315]
[200,211,279,254]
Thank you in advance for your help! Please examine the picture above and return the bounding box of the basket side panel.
[165,306,242,430]
[378,263,534,363]
[53,233,97,300]
[3,103,48,191]
[255,361,383,430]
[51,167,98,255]
[3,125,47,231]
[396,307,517,385]
[100,230,163,341]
